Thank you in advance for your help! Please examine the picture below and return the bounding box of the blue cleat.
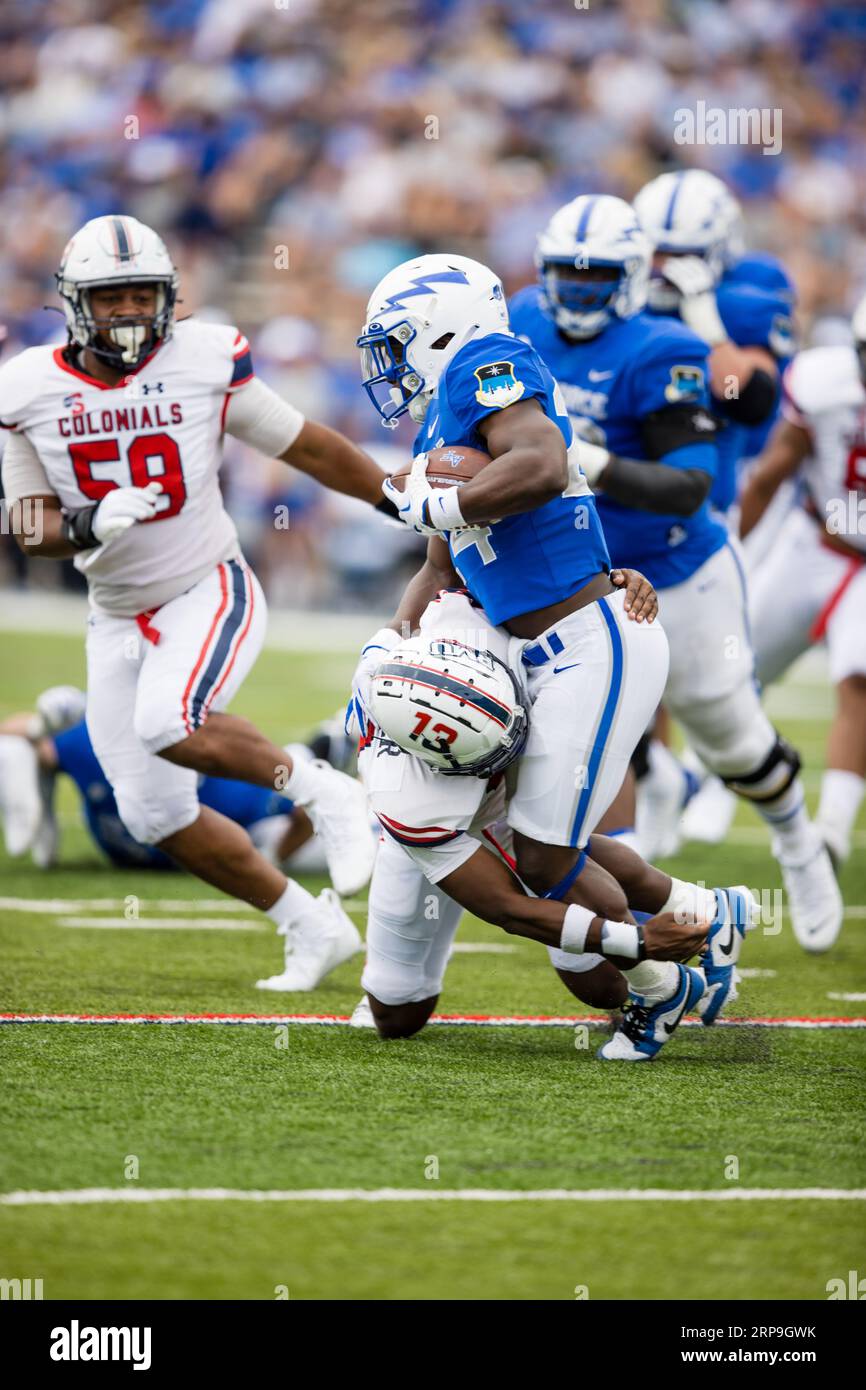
[597,964,706,1061]
[697,885,758,1026]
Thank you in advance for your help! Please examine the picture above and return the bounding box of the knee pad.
[677,685,779,781]
[719,733,801,804]
[115,787,199,846]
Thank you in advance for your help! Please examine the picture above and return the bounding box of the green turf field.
[1,628,865,1300]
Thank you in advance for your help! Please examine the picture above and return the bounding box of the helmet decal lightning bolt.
[382,268,470,312]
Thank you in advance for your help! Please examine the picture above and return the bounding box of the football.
[390,444,491,491]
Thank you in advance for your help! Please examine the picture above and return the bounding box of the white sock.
[624,959,679,1002]
[817,769,865,858]
[265,879,316,929]
[659,876,716,923]
[759,778,813,857]
[285,755,322,806]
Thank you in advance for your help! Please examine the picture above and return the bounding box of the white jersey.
[782,344,866,554]
[0,320,279,615]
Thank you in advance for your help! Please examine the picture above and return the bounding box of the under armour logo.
[140,382,165,394]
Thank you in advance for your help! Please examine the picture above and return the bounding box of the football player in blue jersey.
[633,170,796,518]
[510,192,840,957]
[356,252,753,1060]
[633,172,798,849]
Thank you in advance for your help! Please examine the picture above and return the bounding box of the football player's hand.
[643,910,709,962]
[610,567,658,623]
[568,436,611,489]
[381,454,460,535]
[92,482,163,544]
[659,255,728,346]
[345,627,402,737]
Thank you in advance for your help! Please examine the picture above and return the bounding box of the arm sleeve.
[631,337,718,473]
[223,377,306,457]
[1,431,54,504]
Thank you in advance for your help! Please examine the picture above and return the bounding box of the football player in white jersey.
[0,214,392,990]
[737,292,866,896]
[347,585,754,1056]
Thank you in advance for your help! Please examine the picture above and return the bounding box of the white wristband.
[600,919,641,962]
[428,486,466,531]
[560,903,595,954]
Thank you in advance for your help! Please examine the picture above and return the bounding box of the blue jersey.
[54,721,294,869]
[713,254,796,506]
[414,332,610,625]
[509,287,726,589]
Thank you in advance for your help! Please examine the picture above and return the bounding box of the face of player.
[87,283,159,346]
[546,262,621,315]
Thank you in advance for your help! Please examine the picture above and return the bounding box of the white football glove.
[93,482,163,544]
[659,255,728,346]
[346,627,402,738]
[567,436,611,490]
[381,454,466,535]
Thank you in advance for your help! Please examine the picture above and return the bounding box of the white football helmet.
[357,253,509,428]
[368,636,528,776]
[535,194,651,340]
[633,170,745,313]
[56,215,179,370]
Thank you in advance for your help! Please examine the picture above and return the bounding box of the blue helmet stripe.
[663,173,686,231]
[112,216,132,262]
[575,196,598,241]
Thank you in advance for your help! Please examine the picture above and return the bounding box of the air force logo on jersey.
[474,361,525,409]
[664,364,705,404]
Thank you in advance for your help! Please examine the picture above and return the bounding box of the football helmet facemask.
[56,215,179,371]
[357,253,509,428]
[536,194,651,340]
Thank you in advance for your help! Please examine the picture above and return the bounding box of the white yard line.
[57,917,265,931]
[3,894,866,919]
[1,1186,863,1208]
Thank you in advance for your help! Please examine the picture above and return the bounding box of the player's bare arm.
[457,397,567,521]
[278,418,387,505]
[7,494,78,558]
[739,417,810,538]
[438,844,709,964]
[391,535,460,633]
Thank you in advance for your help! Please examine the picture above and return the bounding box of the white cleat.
[255,888,363,991]
[0,735,42,857]
[635,742,688,859]
[31,765,60,868]
[814,818,848,873]
[772,829,844,954]
[679,775,736,846]
[304,762,377,896]
[349,995,376,1028]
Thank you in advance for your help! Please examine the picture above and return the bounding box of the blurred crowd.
[2,0,865,606]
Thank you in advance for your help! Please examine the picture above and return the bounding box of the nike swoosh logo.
[588,370,614,381]
[552,663,581,674]
[718,924,736,957]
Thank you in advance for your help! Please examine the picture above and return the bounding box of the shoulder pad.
[785,346,863,418]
